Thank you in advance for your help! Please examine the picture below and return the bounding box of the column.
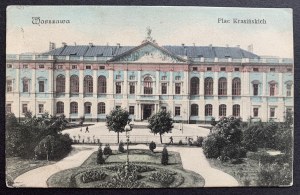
[108,69,114,95]
[156,70,159,94]
[213,72,219,119]
[262,72,266,96]
[227,72,232,96]
[213,72,218,96]
[137,70,141,95]
[31,65,36,115]
[169,71,173,96]
[199,72,205,121]
[123,70,128,109]
[48,66,54,115]
[278,73,283,96]
[184,71,189,95]
[65,68,70,98]
[78,69,84,116]
[93,69,97,98]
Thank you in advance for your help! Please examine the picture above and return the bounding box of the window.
[286,83,292,97]
[220,67,226,71]
[232,78,241,96]
[219,104,226,117]
[129,75,135,80]
[253,68,259,72]
[56,75,65,93]
[38,81,45,92]
[23,79,29,92]
[233,104,240,117]
[161,106,166,111]
[99,66,105,70]
[161,76,167,80]
[234,67,240,71]
[270,108,275,118]
[57,65,63,69]
[84,102,92,114]
[116,105,121,109]
[6,104,11,113]
[161,83,167,94]
[144,77,153,94]
[193,67,197,71]
[6,80,12,92]
[71,65,77,69]
[70,75,79,94]
[116,82,122,94]
[270,68,275,72]
[175,83,181,94]
[269,82,277,96]
[86,65,91,69]
[287,68,292,72]
[191,104,199,116]
[253,108,259,117]
[56,102,64,114]
[218,78,227,95]
[70,102,78,114]
[39,64,44,69]
[7,64,12,68]
[190,77,199,95]
[129,82,135,94]
[116,75,121,79]
[22,104,28,114]
[204,77,213,95]
[129,106,135,115]
[38,104,44,114]
[84,75,93,93]
[207,67,212,71]
[175,107,181,116]
[23,64,28,69]
[98,76,107,94]
[175,76,181,80]
[253,83,259,96]
[205,104,212,116]
[98,102,105,114]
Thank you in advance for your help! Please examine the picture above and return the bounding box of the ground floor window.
[175,106,180,116]
[56,102,64,114]
[205,104,212,116]
[70,102,78,114]
[191,104,198,116]
[98,102,105,114]
[233,104,240,117]
[6,104,11,113]
[253,108,259,117]
[270,107,275,118]
[84,102,92,114]
[129,106,135,115]
[38,104,44,114]
[219,104,226,117]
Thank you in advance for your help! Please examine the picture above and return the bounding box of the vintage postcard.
[6,6,293,188]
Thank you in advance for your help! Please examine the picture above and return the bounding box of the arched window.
[204,77,213,95]
[269,81,277,96]
[70,102,78,114]
[70,75,79,94]
[218,78,227,95]
[232,78,241,96]
[191,104,199,116]
[144,76,153,94]
[84,102,92,114]
[98,76,107,94]
[98,102,105,114]
[56,75,65,93]
[84,75,93,94]
[219,104,226,117]
[190,77,199,95]
[233,104,240,117]
[205,104,213,116]
[56,101,64,114]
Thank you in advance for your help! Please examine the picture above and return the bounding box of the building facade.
[5,40,294,123]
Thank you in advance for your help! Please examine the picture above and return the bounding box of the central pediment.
[108,41,187,63]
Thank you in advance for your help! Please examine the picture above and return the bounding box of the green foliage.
[118,141,125,153]
[202,134,221,158]
[178,140,183,145]
[161,145,169,165]
[106,108,130,143]
[193,136,204,147]
[81,170,107,183]
[34,134,72,160]
[210,117,217,126]
[147,110,174,143]
[149,141,156,152]
[149,171,175,187]
[97,145,105,164]
[103,144,112,155]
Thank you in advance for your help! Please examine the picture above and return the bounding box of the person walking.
[85,126,89,133]
[169,136,173,144]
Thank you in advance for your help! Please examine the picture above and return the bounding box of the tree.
[106,108,130,143]
[161,145,169,165]
[147,110,174,144]
[149,141,156,152]
[97,144,105,164]
[118,141,125,153]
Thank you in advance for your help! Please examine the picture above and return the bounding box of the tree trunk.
[160,133,162,144]
[117,132,119,143]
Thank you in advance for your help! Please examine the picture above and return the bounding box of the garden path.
[13,144,238,187]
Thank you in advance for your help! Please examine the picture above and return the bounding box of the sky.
[6,6,293,58]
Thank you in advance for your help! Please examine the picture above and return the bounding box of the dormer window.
[71,65,77,69]
[99,66,105,70]
[234,67,240,71]
[192,67,198,71]
[207,67,212,71]
[220,67,226,71]
[270,68,275,72]
[86,65,91,69]
[253,68,259,72]
[39,64,44,69]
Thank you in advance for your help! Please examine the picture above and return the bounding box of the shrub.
[219,144,247,162]
[103,144,112,155]
[149,141,156,152]
[210,117,217,126]
[118,141,125,153]
[81,170,107,183]
[178,140,183,145]
[193,136,204,147]
[148,171,175,187]
[97,146,105,164]
[161,145,169,165]
[202,134,221,158]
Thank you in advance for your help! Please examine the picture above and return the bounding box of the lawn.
[48,149,205,188]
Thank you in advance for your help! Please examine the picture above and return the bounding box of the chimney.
[89,42,93,47]
[248,44,253,53]
[209,44,213,49]
[226,44,229,47]
[62,42,67,47]
[74,42,77,46]
[117,43,120,48]
[49,42,56,50]
[181,43,185,47]
[236,45,240,48]
[193,43,195,47]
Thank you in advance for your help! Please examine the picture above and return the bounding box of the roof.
[43,43,260,59]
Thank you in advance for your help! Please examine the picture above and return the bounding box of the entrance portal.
[143,104,153,120]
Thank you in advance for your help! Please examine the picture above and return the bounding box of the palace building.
[5,39,293,123]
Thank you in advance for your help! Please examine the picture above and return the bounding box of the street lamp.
[124,122,132,172]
